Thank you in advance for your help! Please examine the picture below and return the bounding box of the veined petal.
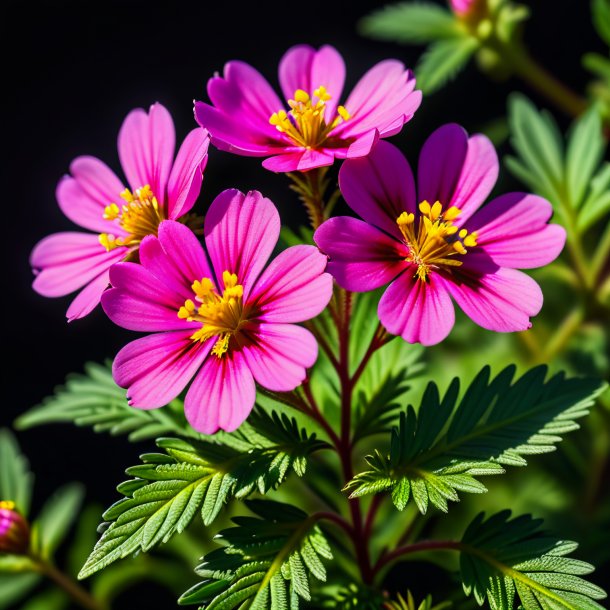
[249,245,333,323]
[339,141,417,240]
[315,217,408,292]
[113,331,211,409]
[262,149,335,172]
[66,269,112,321]
[378,269,455,346]
[204,189,280,297]
[185,351,255,433]
[167,128,209,219]
[118,103,176,200]
[242,323,318,392]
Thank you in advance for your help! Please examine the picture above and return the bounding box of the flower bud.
[0,501,30,555]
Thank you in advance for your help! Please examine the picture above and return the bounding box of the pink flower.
[450,0,482,17]
[101,190,333,433]
[30,103,210,321]
[194,44,421,173]
[314,125,566,346]
[0,501,30,555]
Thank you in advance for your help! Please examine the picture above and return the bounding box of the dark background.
[2,0,605,607]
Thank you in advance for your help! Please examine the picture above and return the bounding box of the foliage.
[346,366,605,513]
[460,511,607,609]
[0,429,33,516]
[384,592,451,610]
[178,500,332,610]
[79,411,327,578]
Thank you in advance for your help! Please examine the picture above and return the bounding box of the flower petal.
[249,245,333,323]
[446,265,543,332]
[262,149,335,172]
[113,331,211,409]
[57,157,125,233]
[204,189,280,297]
[345,129,379,160]
[314,217,408,292]
[336,62,420,138]
[66,269,112,321]
[242,323,318,391]
[378,269,455,346]
[118,103,176,200]
[466,193,566,268]
[102,262,196,332]
[31,232,125,297]
[167,128,209,219]
[339,140,417,239]
[185,351,255,433]
[279,44,315,101]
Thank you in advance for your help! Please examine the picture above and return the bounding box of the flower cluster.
[31,44,564,433]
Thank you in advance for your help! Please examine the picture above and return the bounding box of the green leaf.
[0,429,33,516]
[416,37,479,94]
[16,361,197,442]
[359,2,463,44]
[0,573,41,609]
[79,413,327,579]
[178,500,332,609]
[32,483,84,559]
[20,589,69,610]
[346,366,605,514]
[460,511,607,609]
[385,591,452,610]
[592,0,610,46]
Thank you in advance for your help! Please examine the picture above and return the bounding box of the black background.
[2,0,604,607]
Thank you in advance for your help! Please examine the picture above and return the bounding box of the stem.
[32,556,105,610]
[363,495,383,542]
[374,540,462,574]
[302,380,342,449]
[591,221,610,287]
[542,307,584,362]
[352,322,386,387]
[315,511,354,536]
[288,168,328,230]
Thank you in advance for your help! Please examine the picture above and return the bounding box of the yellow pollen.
[269,85,351,148]
[397,201,477,282]
[0,501,16,510]
[178,271,246,357]
[99,185,165,252]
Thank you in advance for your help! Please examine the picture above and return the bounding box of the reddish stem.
[302,381,342,449]
[364,494,384,542]
[314,511,354,536]
[374,540,462,574]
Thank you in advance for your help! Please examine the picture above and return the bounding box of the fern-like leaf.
[179,500,332,610]
[79,414,327,579]
[346,366,605,514]
[460,511,607,609]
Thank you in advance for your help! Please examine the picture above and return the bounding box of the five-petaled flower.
[30,103,209,320]
[101,190,333,433]
[194,44,421,172]
[314,125,566,346]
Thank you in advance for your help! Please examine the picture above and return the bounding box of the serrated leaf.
[416,37,479,94]
[79,413,326,578]
[15,361,198,442]
[178,500,332,610]
[0,429,33,516]
[346,366,605,514]
[592,0,610,46]
[32,483,84,559]
[460,511,607,609]
[359,2,463,44]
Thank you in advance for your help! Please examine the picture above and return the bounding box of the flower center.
[269,86,350,149]
[178,271,246,357]
[99,185,165,251]
[397,201,478,282]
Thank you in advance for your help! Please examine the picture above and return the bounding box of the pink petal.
[249,245,333,323]
[336,62,420,138]
[466,193,566,268]
[445,266,543,332]
[314,217,408,291]
[339,140,417,240]
[279,45,316,101]
[378,270,455,346]
[167,128,209,219]
[57,157,125,233]
[102,262,196,332]
[185,351,255,433]
[31,232,126,297]
[242,323,318,392]
[204,190,280,297]
[66,269,112,321]
[262,148,335,172]
[113,331,212,409]
[261,152,306,172]
[345,129,379,159]
[118,103,176,201]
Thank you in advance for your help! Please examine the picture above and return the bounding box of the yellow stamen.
[99,185,165,252]
[396,202,477,281]
[178,272,247,357]
[268,85,351,149]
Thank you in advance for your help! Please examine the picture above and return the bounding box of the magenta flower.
[30,103,209,321]
[449,0,483,17]
[101,190,333,433]
[194,44,421,173]
[0,501,30,555]
[314,125,566,346]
